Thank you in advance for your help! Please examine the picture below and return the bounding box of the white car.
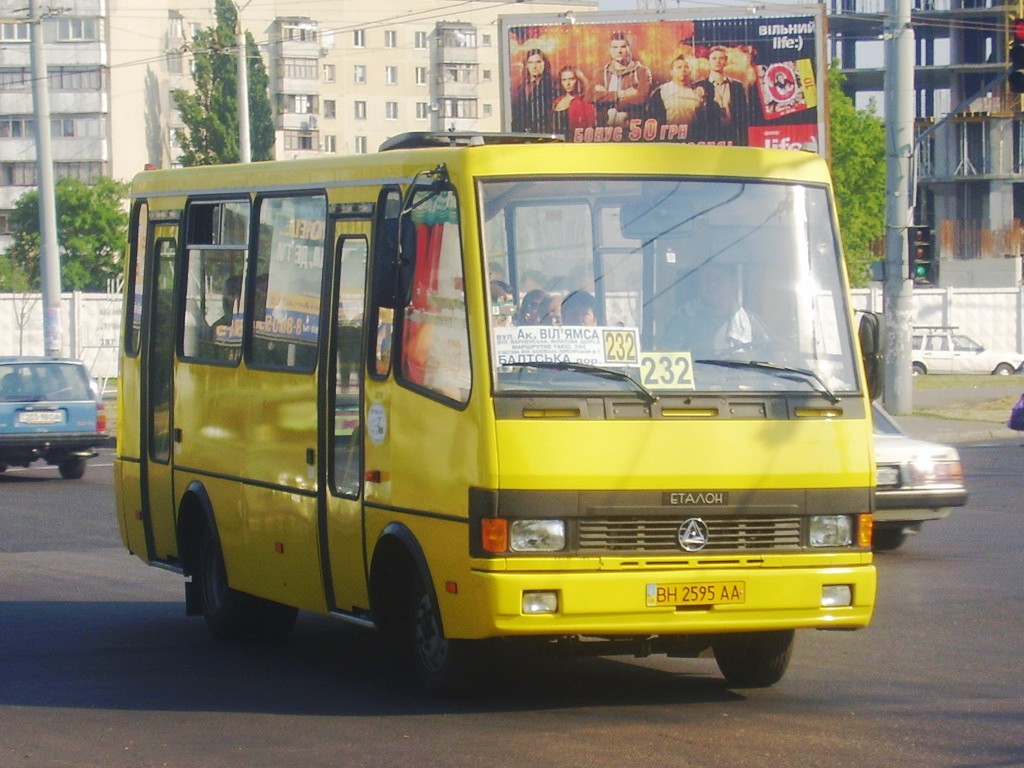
[912,327,1024,376]
[872,403,968,550]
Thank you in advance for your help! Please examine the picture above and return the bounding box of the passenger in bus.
[491,279,516,326]
[540,293,562,326]
[660,264,768,356]
[516,289,550,325]
[561,290,598,326]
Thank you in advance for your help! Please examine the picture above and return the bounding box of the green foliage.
[2,177,128,292]
[828,63,887,287]
[172,0,274,166]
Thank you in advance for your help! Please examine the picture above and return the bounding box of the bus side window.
[249,193,327,370]
[398,188,471,404]
[125,201,148,357]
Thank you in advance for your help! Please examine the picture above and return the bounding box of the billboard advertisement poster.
[499,8,826,154]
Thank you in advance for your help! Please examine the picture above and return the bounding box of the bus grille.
[577,516,803,552]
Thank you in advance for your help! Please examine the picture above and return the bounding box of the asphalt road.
[1,425,1022,767]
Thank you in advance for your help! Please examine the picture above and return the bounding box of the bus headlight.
[510,520,566,552]
[809,515,853,547]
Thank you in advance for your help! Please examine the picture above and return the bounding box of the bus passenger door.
[323,231,370,612]
[140,229,180,562]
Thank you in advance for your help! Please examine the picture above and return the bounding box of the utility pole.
[235,1,251,163]
[27,0,63,357]
[882,0,915,415]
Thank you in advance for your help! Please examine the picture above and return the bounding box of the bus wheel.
[872,527,908,551]
[197,527,256,640]
[712,630,794,688]
[407,572,476,694]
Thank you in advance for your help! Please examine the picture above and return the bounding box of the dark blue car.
[0,357,108,479]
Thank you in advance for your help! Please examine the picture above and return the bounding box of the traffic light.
[1009,18,1024,93]
[909,225,935,284]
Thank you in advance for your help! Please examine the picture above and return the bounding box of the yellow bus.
[115,132,878,692]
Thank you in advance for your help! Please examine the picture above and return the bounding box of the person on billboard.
[552,65,597,137]
[646,55,707,141]
[592,31,652,129]
[695,45,754,146]
[511,48,555,133]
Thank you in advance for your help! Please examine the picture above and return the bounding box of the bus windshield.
[480,176,859,400]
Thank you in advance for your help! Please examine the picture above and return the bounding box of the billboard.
[499,7,827,155]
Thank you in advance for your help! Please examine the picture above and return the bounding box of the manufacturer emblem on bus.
[678,518,710,552]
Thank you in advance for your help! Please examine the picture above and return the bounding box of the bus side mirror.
[858,311,883,402]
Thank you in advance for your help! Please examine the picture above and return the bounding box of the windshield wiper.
[505,361,659,407]
[694,359,841,405]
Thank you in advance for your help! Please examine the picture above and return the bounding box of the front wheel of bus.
[407,572,477,694]
[197,527,256,640]
[712,630,794,688]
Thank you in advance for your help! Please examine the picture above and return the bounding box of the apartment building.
[1,0,596,252]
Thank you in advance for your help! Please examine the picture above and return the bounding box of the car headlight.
[510,519,566,552]
[809,515,853,547]
[906,458,964,487]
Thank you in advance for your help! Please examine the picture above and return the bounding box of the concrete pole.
[882,0,915,414]
[28,0,62,356]
[235,10,251,163]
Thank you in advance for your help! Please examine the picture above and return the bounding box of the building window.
[322,63,335,83]
[56,162,103,183]
[0,117,32,138]
[0,68,30,89]
[280,94,319,114]
[353,29,365,48]
[415,31,428,49]
[0,22,30,42]
[354,64,366,84]
[441,28,476,48]
[167,51,183,74]
[443,63,478,84]
[323,99,336,119]
[385,66,398,85]
[482,34,492,47]
[50,67,104,91]
[416,102,429,120]
[385,30,397,48]
[283,24,316,42]
[482,103,492,117]
[482,69,492,82]
[324,135,336,153]
[416,66,427,86]
[441,98,477,119]
[57,17,98,42]
[283,58,318,80]
[51,117,101,138]
[354,101,366,120]
[355,136,368,154]
[283,129,318,151]
[386,101,398,120]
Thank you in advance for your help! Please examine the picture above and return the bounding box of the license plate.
[18,411,64,425]
[646,581,745,607]
[876,466,900,487]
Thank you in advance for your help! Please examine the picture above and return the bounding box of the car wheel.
[196,526,257,639]
[911,362,927,376]
[713,630,794,688]
[58,458,86,480]
[994,363,1014,376]
[873,527,908,551]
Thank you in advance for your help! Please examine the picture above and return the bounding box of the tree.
[828,63,887,287]
[172,0,275,166]
[2,177,128,292]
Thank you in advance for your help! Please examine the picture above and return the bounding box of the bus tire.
[405,570,477,694]
[712,630,794,688]
[872,527,908,551]
[196,526,257,640]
